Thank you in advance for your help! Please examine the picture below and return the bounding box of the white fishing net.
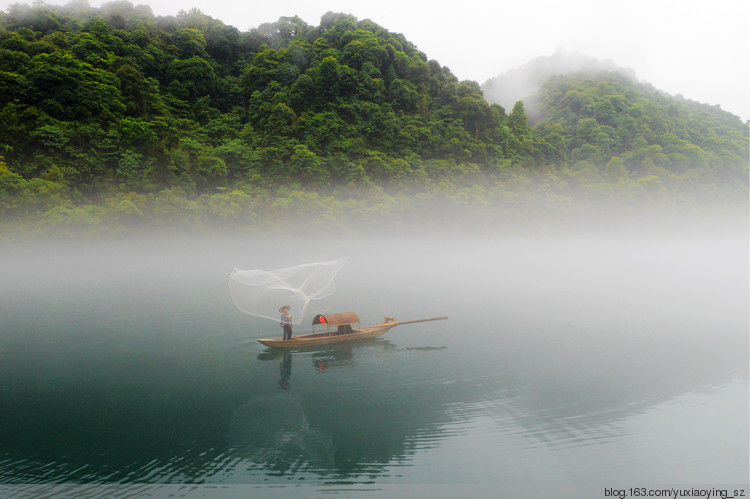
[228,258,348,325]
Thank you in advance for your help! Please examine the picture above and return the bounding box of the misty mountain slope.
[481,50,747,180]
[0,3,747,235]
[481,50,635,113]
[528,71,748,180]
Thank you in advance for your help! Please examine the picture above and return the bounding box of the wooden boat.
[257,312,447,349]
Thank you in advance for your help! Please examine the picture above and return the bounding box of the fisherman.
[279,305,293,341]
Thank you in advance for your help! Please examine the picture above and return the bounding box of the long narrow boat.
[257,312,447,348]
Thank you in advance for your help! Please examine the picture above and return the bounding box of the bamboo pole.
[390,316,448,327]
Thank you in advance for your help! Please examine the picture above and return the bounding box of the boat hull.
[257,324,394,349]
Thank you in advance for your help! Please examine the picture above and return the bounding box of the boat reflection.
[257,338,397,382]
[311,345,356,372]
[224,338,459,475]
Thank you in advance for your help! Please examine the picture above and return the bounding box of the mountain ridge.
[481,49,635,112]
[0,2,746,234]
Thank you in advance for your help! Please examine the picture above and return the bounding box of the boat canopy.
[312,312,359,326]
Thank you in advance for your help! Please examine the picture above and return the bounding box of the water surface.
[0,233,747,494]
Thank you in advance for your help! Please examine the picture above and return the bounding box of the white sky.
[3,0,749,120]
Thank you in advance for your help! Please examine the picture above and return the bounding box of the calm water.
[0,232,747,496]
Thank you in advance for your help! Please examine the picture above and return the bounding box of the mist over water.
[0,221,747,493]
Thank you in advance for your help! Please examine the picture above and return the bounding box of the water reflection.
[256,340,392,378]
[227,322,747,482]
[311,347,355,372]
[255,351,295,389]
[0,320,744,484]
[279,352,292,390]
[226,393,336,474]
[0,234,746,485]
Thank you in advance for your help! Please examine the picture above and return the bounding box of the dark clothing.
[280,311,292,340]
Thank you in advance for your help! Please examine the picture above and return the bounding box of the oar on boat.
[387,316,448,327]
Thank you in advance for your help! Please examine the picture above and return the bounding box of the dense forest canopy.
[531,72,748,178]
[0,1,747,234]
[481,50,636,114]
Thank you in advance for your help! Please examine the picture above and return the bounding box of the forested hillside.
[530,72,748,180]
[0,3,521,189]
[481,50,633,115]
[0,2,746,235]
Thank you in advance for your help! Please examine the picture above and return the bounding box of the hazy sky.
[3,0,749,120]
